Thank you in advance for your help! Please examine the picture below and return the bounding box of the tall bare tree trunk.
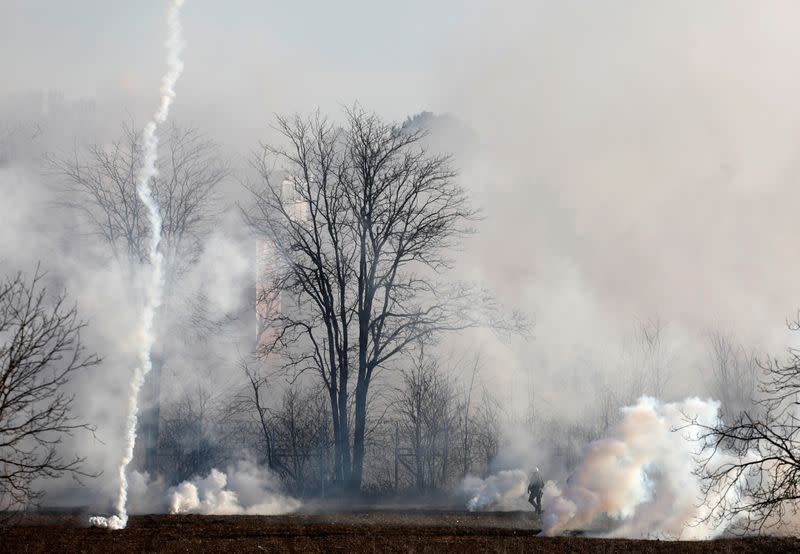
[351,378,368,491]
[141,354,163,475]
[334,380,351,487]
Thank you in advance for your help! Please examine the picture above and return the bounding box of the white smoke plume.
[166,462,301,516]
[461,469,530,512]
[90,463,299,526]
[91,0,187,531]
[541,396,747,539]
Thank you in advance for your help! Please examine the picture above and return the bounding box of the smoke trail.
[90,0,187,531]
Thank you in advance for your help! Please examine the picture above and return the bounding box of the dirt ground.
[2,510,799,553]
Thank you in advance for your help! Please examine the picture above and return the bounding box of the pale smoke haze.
[4,2,800,538]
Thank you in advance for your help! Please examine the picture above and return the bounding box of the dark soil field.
[2,510,799,553]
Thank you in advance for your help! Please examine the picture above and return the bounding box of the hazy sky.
[1,0,481,124]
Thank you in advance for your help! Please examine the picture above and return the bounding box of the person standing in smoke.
[528,468,544,516]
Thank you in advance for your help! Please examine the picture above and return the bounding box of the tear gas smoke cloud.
[461,470,529,512]
[462,396,752,539]
[88,462,299,525]
[541,396,747,539]
[91,0,187,531]
[166,462,301,516]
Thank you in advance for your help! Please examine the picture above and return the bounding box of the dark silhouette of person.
[527,467,544,516]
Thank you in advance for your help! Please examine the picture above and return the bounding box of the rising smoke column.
[90,0,187,531]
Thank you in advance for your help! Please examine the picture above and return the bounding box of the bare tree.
[386,347,501,492]
[270,384,330,494]
[0,121,41,168]
[223,358,332,495]
[590,318,674,435]
[243,365,279,474]
[158,384,225,483]
[0,266,100,511]
[48,121,228,280]
[47,121,229,475]
[242,107,526,491]
[393,349,457,492]
[705,331,759,422]
[470,389,502,473]
[618,318,673,405]
[636,318,672,399]
[458,353,482,479]
[691,326,800,534]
